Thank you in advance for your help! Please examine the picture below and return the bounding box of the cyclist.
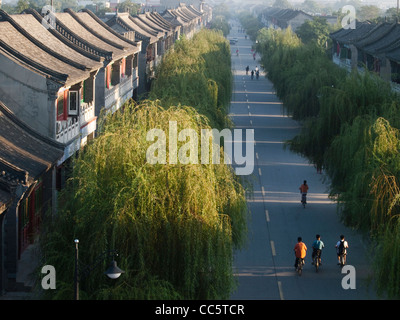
[294,237,307,270]
[251,70,254,79]
[311,234,324,265]
[336,235,349,265]
[299,180,309,205]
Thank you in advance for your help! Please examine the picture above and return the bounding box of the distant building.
[261,7,338,31]
[330,20,400,92]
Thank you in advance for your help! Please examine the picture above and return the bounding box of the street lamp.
[74,239,125,300]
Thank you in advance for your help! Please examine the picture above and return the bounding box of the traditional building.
[162,4,203,38]
[330,20,400,92]
[330,20,376,72]
[0,9,102,165]
[52,9,142,115]
[261,7,337,31]
[261,8,314,31]
[0,100,63,295]
[106,11,165,94]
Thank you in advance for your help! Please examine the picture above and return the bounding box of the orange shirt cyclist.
[294,237,307,269]
[299,180,309,194]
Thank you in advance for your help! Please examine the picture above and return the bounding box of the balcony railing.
[105,75,133,110]
[56,117,80,144]
[80,101,95,127]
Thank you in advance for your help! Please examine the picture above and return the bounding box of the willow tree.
[40,101,248,300]
[149,30,232,130]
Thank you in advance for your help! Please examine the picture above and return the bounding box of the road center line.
[270,240,276,256]
[278,281,284,300]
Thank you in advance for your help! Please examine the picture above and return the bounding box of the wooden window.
[69,91,79,115]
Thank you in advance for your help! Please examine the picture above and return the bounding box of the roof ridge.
[53,11,114,60]
[65,9,127,51]
[23,8,104,63]
[0,10,89,71]
[80,9,141,49]
[0,37,69,82]
[355,22,395,48]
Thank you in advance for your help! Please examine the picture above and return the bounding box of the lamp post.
[73,239,125,300]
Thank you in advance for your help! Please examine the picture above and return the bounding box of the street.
[228,23,377,300]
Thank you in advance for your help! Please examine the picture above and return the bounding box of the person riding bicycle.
[336,235,349,265]
[311,234,324,265]
[294,237,307,270]
[299,180,309,204]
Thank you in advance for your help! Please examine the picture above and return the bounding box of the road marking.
[265,210,270,222]
[270,240,276,256]
[261,186,265,196]
[250,120,253,125]
[278,281,284,300]
[256,152,259,160]
[258,168,262,176]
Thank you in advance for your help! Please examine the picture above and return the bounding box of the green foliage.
[295,17,332,48]
[238,12,264,41]
[40,102,248,300]
[149,30,233,130]
[209,15,230,37]
[40,30,248,300]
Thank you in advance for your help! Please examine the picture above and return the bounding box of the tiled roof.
[0,100,63,187]
[148,11,177,32]
[0,10,92,85]
[330,20,376,44]
[354,22,395,49]
[130,14,164,39]
[106,13,159,43]
[136,12,171,36]
[75,9,141,52]
[55,10,139,61]
[361,23,400,54]
[386,47,400,63]
[11,13,103,70]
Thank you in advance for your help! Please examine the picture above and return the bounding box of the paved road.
[228,23,377,300]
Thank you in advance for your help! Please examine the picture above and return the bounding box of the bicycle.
[312,250,321,273]
[301,193,307,208]
[296,258,304,276]
[339,253,346,268]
